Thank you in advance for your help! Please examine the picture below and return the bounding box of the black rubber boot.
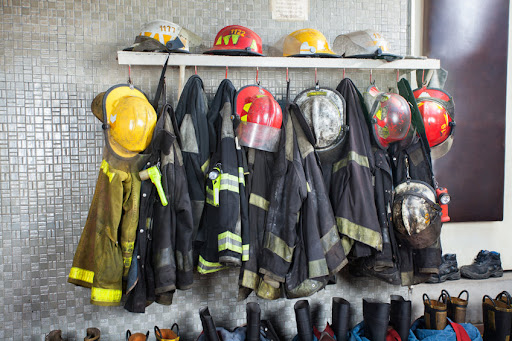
[440,289,469,323]
[362,298,390,341]
[482,295,512,341]
[246,302,261,341]
[294,300,313,341]
[427,254,461,283]
[199,307,220,341]
[390,295,411,341]
[332,297,350,341]
[460,250,503,279]
[423,294,447,330]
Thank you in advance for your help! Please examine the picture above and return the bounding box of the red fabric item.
[448,320,471,341]
[386,328,401,341]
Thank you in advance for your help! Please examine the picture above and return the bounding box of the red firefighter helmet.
[235,85,282,152]
[365,85,411,150]
[205,25,263,56]
[413,87,455,159]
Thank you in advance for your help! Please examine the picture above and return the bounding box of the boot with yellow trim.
[155,324,180,341]
[423,293,447,330]
[440,289,469,324]
[483,293,512,341]
[126,330,149,341]
[84,327,101,341]
[45,330,64,341]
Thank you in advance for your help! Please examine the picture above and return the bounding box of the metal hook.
[128,65,134,89]
[370,69,373,84]
[422,69,425,86]
[343,68,345,79]
[195,65,198,75]
[286,67,289,82]
[225,66,228,79]
[256,67,259,85]
[396,69,399,82]
[314,67,318,87]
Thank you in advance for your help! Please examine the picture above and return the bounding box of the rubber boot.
[45,330,64,341]
[125,330,149,341]
[362,298,390,341]
[441,289,469,323]
[294,300,313,341]
[390,295,411,341]
[199,307,221,341]
[155,324,179,341]
[482,295,512,341]
[246,302,261,341]
[84,328,101,341]
[331,297,350,341]
[423,293,447,330]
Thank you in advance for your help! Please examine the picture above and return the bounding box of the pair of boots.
[362,296,411,341]
[293,297,350,341]
[199,303,280,341]
[45,328,101,341]
[126,325,179,341]
[423,290,469,330]
[482,291,512,341]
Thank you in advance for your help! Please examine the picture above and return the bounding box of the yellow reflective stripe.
[100,160,116,183]
[341,235,354,256]
[306,182,311,192]
[69,267,94,284]
[123,257,132,269]
[241,269,259,289]
[121,241,134,253]
[91,287,122,303]
[220,184,239,193]
[219,173,240,193]
[201,159,210,173]
[197,255,226,274]
[264,232,294,263]
[218,231,243,254]
[321,224,341,254]
[238,167,245,185]
[308,258,329,278]
[249,193,269,211]
[336,217,382,251]
[333,151,369,173]
[242,244,249,261]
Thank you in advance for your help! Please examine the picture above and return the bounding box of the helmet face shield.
[392,180,442,249]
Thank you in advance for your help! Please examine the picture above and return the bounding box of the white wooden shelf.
[117,51,440,70]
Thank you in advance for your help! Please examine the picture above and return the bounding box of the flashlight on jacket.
[139,166,168,206]
[436,187,450,222]
[208,164,222,207]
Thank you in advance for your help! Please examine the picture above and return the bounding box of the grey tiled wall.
[0,0,412,340]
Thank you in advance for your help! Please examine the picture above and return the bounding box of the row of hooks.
[128,65,429,87]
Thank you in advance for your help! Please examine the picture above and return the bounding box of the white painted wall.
[413,0,512,270]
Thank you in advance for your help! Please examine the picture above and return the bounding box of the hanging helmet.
[235,85,282,152]
[365,85,411,150]
[124,20,201,53]
[332,30,402,61]
[101,85,157,159]
[205,25,263,56]
[294,88,348,163]
[413,87,456,159]
[392,180,443,249]
[283,29,339,57]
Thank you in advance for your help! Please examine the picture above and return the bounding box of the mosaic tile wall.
[0,0,414,339]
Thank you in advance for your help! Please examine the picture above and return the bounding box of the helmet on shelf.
[205,25,263,56]
[283,28,339,57]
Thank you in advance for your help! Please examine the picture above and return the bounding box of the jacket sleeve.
[174,146,195,289]
[259,118,307,283]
